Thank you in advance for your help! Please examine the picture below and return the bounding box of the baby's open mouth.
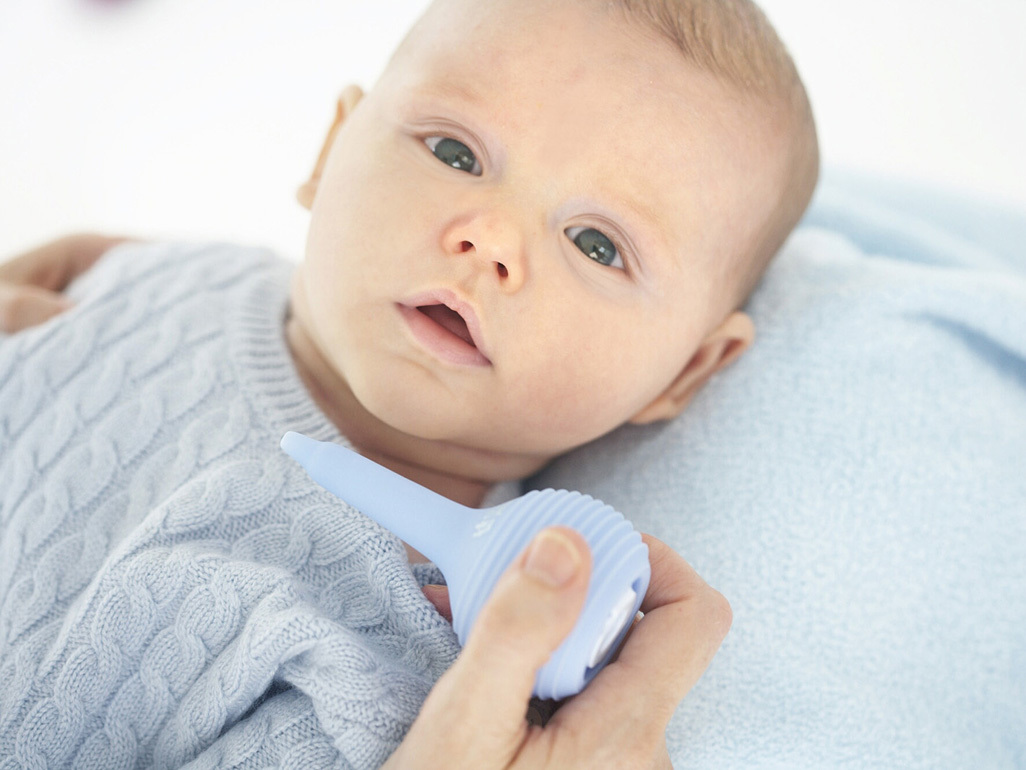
[417,304,474,347]
[398,297,491,367]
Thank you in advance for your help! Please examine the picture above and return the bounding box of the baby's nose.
[442,212,525,290]
[451,238,510,279]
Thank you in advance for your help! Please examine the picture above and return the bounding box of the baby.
[0,0,817,767]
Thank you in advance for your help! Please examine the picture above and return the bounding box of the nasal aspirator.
[280,431,650,699]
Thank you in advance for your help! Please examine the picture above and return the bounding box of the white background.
[1,0,1024,260]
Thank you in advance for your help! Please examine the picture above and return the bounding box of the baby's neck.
[284,313,530,509]
[352,443,494,509]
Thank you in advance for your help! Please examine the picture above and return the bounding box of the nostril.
[496,263,508,279]
[458,240,473,253]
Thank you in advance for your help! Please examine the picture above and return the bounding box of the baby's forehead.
[392,2,732,129]
[395,0,678,84]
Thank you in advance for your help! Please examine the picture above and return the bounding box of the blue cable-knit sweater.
[0,241,484,769]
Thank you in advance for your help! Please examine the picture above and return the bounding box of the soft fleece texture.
[533,174,1026,768]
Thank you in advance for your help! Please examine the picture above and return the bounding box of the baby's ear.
[296,84,365,210]
[630,311,755,425]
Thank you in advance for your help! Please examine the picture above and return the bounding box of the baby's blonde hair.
[615,0,820,307]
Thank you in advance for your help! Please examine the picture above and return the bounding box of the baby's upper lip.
[399,289,490,360]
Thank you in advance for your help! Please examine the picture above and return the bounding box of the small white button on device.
[587,586,638,668]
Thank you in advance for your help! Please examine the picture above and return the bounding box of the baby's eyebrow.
[588,180,662,241]
[414,78,484,109]
[613,192,660,234]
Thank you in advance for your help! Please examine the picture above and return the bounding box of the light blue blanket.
[533,173,1026,768]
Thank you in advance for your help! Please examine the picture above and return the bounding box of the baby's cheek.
[516,368,637,448]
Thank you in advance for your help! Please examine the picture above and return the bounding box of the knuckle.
[471,601,514,643]
[707,587,734,639]
[468,597,527,655]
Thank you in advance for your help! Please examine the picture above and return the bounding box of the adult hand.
[390,527,732,769]
[0,233,132,332]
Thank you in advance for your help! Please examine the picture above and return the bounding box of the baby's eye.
[565,226,624,269]
[424,136,482,176]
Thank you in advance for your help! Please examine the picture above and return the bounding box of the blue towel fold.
[533,173,1026,769]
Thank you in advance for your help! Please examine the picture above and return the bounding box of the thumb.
[460,527,592,711]
[0,283,73,333]
[394,527,591,768]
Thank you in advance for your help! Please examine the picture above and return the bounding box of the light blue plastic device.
[280,431,650,699]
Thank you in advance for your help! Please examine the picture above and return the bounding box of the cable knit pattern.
[0,242,460,769]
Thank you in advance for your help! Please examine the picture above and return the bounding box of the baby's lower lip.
[398,304,492,367]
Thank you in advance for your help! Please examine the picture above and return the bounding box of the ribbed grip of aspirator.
[450,489,650,699]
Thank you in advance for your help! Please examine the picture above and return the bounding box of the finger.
[0,233,130,290]
[0,283,73,333]
[553,535,731,737]
[458,528,591,712]
[421,584,452,623]
[392,527,592,768]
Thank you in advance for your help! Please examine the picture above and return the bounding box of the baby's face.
[293,0,777,468]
